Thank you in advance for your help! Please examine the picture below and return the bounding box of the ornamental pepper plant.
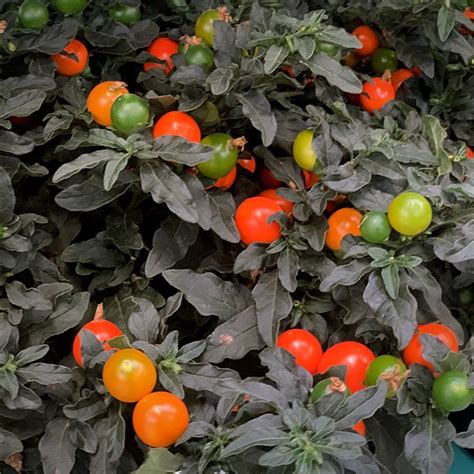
[0,0,473,473]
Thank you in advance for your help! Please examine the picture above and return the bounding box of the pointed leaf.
[141,161,198,223]
[163,269,254,320]
[253,270,292,346]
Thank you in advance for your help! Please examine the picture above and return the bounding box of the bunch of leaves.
[0,0,473,473]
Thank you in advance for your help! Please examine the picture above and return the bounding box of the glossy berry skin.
[111,94,150,136]
[391,69,414,92]
[303,171,319,189]
[465,7,474,20]
[370,48,398,74]
[402,323,459,372]
[195,9,220,46]
[259,167,282,189]
[360,211,391,244]
[185,44,214,71]
[153,111,201,143]
[360,78,395,114]
[197,133,238,179]
[316,341,376,393]
[365,355,407,397]
[342,51,359,68]
[316,42,338,57]
[213,166,236,190]
[144,37,179,75]
[86,81,129,127]
[259,189,294,215]
[432,371,473,413]
[72,319,123,367]
[19,0,49,29]
[346,92,361,106]
[235,197,283,245]
[51,39,88,76]
[237,153,256,173]
[387,192,432,236]
[133,392,190,447]
[277,329,323,375]
[467,146,474,159]
[109,4,141,25]
[325,208,363,252]
[353,420,366,436]
[53,0,87,15]
[102,348,157,403]
[293,129,317,171]
[352,25,379,56]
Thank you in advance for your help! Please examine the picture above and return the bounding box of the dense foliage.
[0,0,473,473]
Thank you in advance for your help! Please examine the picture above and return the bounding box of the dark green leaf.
[6,282,53,311]
[406,266,464,343]
[0,90,47,120]
[318,26,362,48]
[334,382,387,430]
[437,6,456,42]
[55,175,132,212]
[221,427,288,458]
[381,264,400,299]
[163,269,254,320]
[141,161,198,224]
[363,272,417,349]
[204,305,263,363]
[128,297,160,344]
[70,421,97,454]
[103,153,130,192]
[207,67,235,95]
[23,292,90,346]
[320,260,371,292]
[277,247,299,292]
[454,421,474,449]
[294,37,316,60]
[0,130,35,155]
[304,53,362,94]
[152,137,214,165]
[38,418,76,474]
[404,409,455,474]
[264,44,289,74]
[260,348,313,401]
[253,270,292,346]
[63,392,108,422]
[0,428,22,460]
[17,363,72,385]
[422,115,451,175]
[135,448,184,474]
[236,90,277,146]
[145,217,198,278]
[14,344,49,366]
[213,21,239,67]
[89,411,126,473]
[233,244,268,273]
[208,192,240,243]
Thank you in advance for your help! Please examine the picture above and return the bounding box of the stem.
[94,303,104,320]
[229,136,247,151]
[180,35,202,53]
[108,81,127,92]
[329,376,347,393]
[382,70,392,82]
